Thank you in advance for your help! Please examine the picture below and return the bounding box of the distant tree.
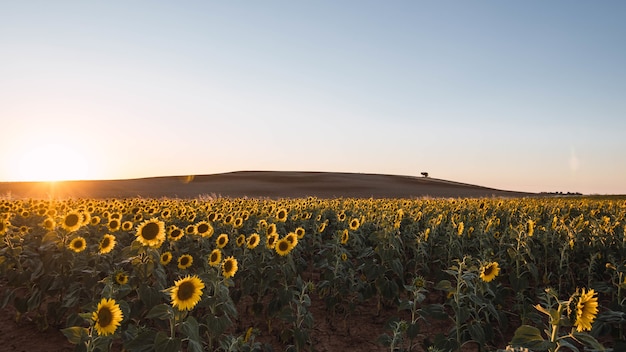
[421,172,429,178]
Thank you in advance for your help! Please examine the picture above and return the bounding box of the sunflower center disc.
[98,307,113,327]
[178,281,195,300]
[142,222,159,240]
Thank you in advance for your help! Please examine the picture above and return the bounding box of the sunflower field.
[1,196,626,351]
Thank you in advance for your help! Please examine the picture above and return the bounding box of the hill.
[0,171,535,199]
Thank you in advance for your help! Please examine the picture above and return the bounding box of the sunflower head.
[68,236,87,253]
[99,234,116,254]
[349,218,360,231]
[160,251,173,266]
[115,272,129,285]
[266,233,279,249]
[168,227,184,241]
[216,234,229,249]
[62,211,83,232]
[92,298,123,336]
[276,208,288,222]
[169,275,205,311]
[275,238,293,256]
[135,218,166,248]
[178,254,193,270]
[195,221,214,238]
[479,262,500,283]
[208,249,222,267]
[246,233,260,249]
[295,227,305,239]
[568,288,599,332]
[222,256,238,278]
[340,230,349,245]
[236,234,246,247]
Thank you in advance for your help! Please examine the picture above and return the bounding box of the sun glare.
[16,143,90,182]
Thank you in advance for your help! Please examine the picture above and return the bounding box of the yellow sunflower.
[479,262,500,283]
[68,236,87,253]
[318,222,327,233]
[195,221,214,238]
[107,219,121,232]
[92,298,123,336]
[121,221,134,231]
[222,256,238,278]
[285,232,298,249]
[168,226,184,241]
[233,217,244,229]
[42,217,56,231]
[178,254,193,270]
[275,238,293,256]
[276,208,288,222]
[266,232,279,249]
[90,216,101,225]
[266,223,277,236]
[98,234,116,254]
[572,288,599,332]
[295,227,305,239]
[340,229,349,245]
[349,218,360,231]
[246,233,260,249]
[160,251,173,266]
[208,249,222,267]
[115,272,129,285]
[216,234,229,249]
[169,275,205,311]
[236,234,246,247]
[0,220,9,235]
[135,218,166,248]
[61,211,83,232]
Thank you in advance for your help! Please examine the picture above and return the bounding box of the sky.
[1,1,625,195]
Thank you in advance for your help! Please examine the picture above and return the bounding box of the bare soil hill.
[0,171,534,199]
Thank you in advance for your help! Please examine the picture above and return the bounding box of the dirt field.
[0,171,534,200]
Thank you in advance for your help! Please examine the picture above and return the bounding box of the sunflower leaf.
[61,326,89,345]
[146,304,173,320]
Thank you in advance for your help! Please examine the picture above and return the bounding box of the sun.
[15,143,90,182]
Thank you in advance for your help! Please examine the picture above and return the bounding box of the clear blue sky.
[1,1,625,194]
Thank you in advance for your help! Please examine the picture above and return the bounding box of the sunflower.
[99,234,116,254]
[221,256,238,278]
[208,249,222,267]
[92,298,123,336]
[185,224,197,235]
[108,219,121,232]
[266,223,277,236]
[42,217,56,231]
[115,272,129,285]
[276,208,288,222]
[318,222,327,233]
[90,216,101,225]
[121,221,134,231]
[479,262,500,283]
[68,236,87,253]
[571,288,599,332]
[195,221,214,238]
[160,251,173,266]
[61,211,83,232]
[169,275,205,311]
[233,217,244,229]
[135,218,166,248]
[168,226,184,241]
[275,238,293,256]
[340,229,349,245]
[216,234,229,249]
[295,227,305,239]
[247,233,260,249]
[341,253,348,261]
[285,232,298,249]
[178,254,193,270]
[266,232,279,249]
[0,220,10,235]
[349,218,360,231]
[235,234,245,247]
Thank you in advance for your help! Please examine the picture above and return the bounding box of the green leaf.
[435,280,453,292]
[571,332,605,351]
[154,332,181,352]
[146,304,173,320]
[180,316,203,352]
[61,326,89,344]
[510,325,553,351]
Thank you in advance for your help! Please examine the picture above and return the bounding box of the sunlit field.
[1,196,626,351]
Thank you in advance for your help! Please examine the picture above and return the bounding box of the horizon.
[1,1,625,195]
